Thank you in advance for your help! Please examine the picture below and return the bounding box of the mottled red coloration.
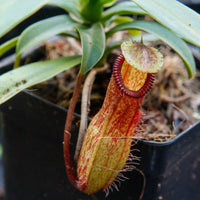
[76,56,150,194]
[64,41,163,195]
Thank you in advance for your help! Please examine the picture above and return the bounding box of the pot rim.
[137,120,200,146]
[23,90,200,147]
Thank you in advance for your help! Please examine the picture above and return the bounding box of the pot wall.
[0,91,200,200]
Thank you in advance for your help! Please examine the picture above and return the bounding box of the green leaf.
[112,16,141,36]
[79,0,104,22]
[106,20,196,78]
[76,0,116,22]
[0,0,81,38]
[47,0,83,22]
[59,31,80,40]
[105,33,159,55]
[0,37,18,57]
[101,0,116,7]
[102,1,146,22]
[132,0,200,47]
[0,0,45,38]
[76,23,105,74]
[113,16,133,24]
[15,15,78,59]
[0,56,81,105]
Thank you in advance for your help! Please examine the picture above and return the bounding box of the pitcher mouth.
[113,54,155,98]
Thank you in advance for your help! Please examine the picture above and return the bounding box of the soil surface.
[31,37,200,142]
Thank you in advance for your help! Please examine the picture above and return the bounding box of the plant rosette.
[0,0,200,198]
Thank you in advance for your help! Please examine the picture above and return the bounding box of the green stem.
[79,0,103,23]
[14,54,21,69]
[0,37,18,57]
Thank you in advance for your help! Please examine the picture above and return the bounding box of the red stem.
[63,73,84,191]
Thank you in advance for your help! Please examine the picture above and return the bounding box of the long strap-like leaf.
[76,23,106,74]
[0,56,81,105]
[13,15,78,68]
[102,1,147,22]
[132,0,200,47]
[0,0,81,38]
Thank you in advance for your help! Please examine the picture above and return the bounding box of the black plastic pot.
[0,89,200,200]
